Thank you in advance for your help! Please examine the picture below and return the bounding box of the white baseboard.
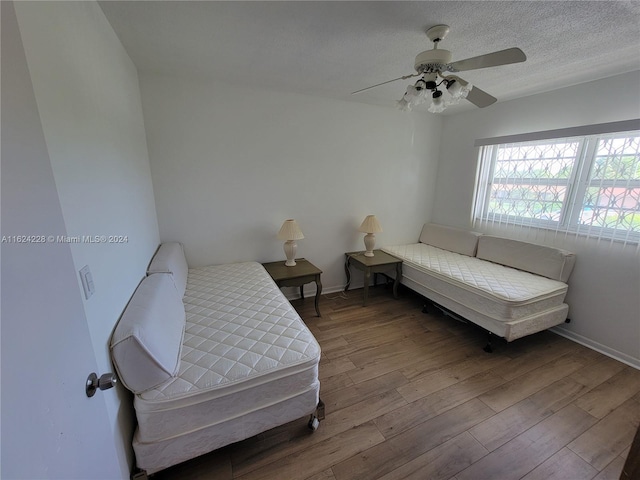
[551,326,640,370]
[280,283,356,302]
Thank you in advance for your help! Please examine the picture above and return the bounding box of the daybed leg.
[308,415,320,431]
[483,332,494,353]
[308,398,325,431]
[131,470,148,480]
[316,398,325,420]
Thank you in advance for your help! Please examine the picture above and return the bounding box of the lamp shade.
[277,219,304,241]
[358,215,383,234]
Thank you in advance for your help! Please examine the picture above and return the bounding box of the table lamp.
[277,219,304,266]
[358,215,383,257]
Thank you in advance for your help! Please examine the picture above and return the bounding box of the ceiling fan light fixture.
[355,26,522,114]
[428,91,446,113]
[405,84,420,98]
[422,72,438,91]
[403,84,426,106]
[446,78,473,100]
[396,97,412,111]
[428,102,446,114]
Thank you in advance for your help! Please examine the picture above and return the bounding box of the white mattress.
[132,262,321,471]
[382,243,568,321]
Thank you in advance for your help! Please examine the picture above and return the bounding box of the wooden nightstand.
[344,250,402,306]
[262,258,322,317]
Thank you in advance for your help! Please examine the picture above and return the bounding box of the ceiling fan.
[352,25,526,113]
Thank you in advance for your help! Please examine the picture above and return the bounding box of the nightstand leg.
[314,275,322,317]
[363,268,370,306]
[344,256,352,292]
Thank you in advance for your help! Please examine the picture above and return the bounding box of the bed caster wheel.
[308,415,320,431]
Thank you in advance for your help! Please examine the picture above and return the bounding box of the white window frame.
[474,127,640,243]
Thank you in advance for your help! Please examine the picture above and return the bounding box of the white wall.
[140,74,441,292]
[13,2,160,476]
[433,71,640,367]
[2,2,121,477]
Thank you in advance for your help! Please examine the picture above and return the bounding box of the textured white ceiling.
[99,1,640,114]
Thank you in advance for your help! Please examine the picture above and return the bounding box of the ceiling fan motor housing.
[414,49,452,73]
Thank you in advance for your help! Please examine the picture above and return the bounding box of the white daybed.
[110,243,322,476]
[383,223,576,345]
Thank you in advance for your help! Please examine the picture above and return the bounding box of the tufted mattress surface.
[134,261,320,443]
[383,243,568,321]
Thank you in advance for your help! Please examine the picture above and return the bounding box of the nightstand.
[344,250,402,306]
[262,258,322,317]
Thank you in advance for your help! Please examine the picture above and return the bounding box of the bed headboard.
[110,273,185,394]
[419,223,483,257]
[476,236,576,283]
[147,242,188,297]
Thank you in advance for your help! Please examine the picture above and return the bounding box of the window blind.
[472,126,640,255]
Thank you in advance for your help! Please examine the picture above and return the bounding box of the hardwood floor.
[154,285,640,480]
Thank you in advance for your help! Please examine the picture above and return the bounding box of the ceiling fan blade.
[351,73,419,95]
[466,85,497,108]
[448,48,526,72]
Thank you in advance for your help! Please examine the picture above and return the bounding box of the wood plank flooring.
[153,285,640,480]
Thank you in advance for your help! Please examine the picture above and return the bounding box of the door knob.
[86,372,117,397]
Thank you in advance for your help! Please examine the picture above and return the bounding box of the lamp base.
[363,233,376,257]
[283,240,297,267]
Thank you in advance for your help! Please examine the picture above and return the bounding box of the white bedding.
[383,243,568,321]
[132,261,321,474]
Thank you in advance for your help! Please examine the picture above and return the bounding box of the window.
[474,131,640,242]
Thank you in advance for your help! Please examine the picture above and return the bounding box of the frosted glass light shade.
[406,85,426,106]
[447,80,472,99]
[428,98,446,113]
[277,219,304,267]
[396,98,412,111]
[358,215,382,257]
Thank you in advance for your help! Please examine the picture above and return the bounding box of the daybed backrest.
[476,236,576,283]
[110,273,185,394]
[419,223,482,257]
[147,242,188,298]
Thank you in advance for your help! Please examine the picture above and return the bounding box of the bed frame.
[110,244,323,477]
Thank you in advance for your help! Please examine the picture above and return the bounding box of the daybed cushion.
[147,242,188,297]
[110,273,185,394]
[476,236,576,282]
[419,223,482,257]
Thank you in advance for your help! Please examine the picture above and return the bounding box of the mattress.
[132,262,321,471]
[382,243,568,321]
